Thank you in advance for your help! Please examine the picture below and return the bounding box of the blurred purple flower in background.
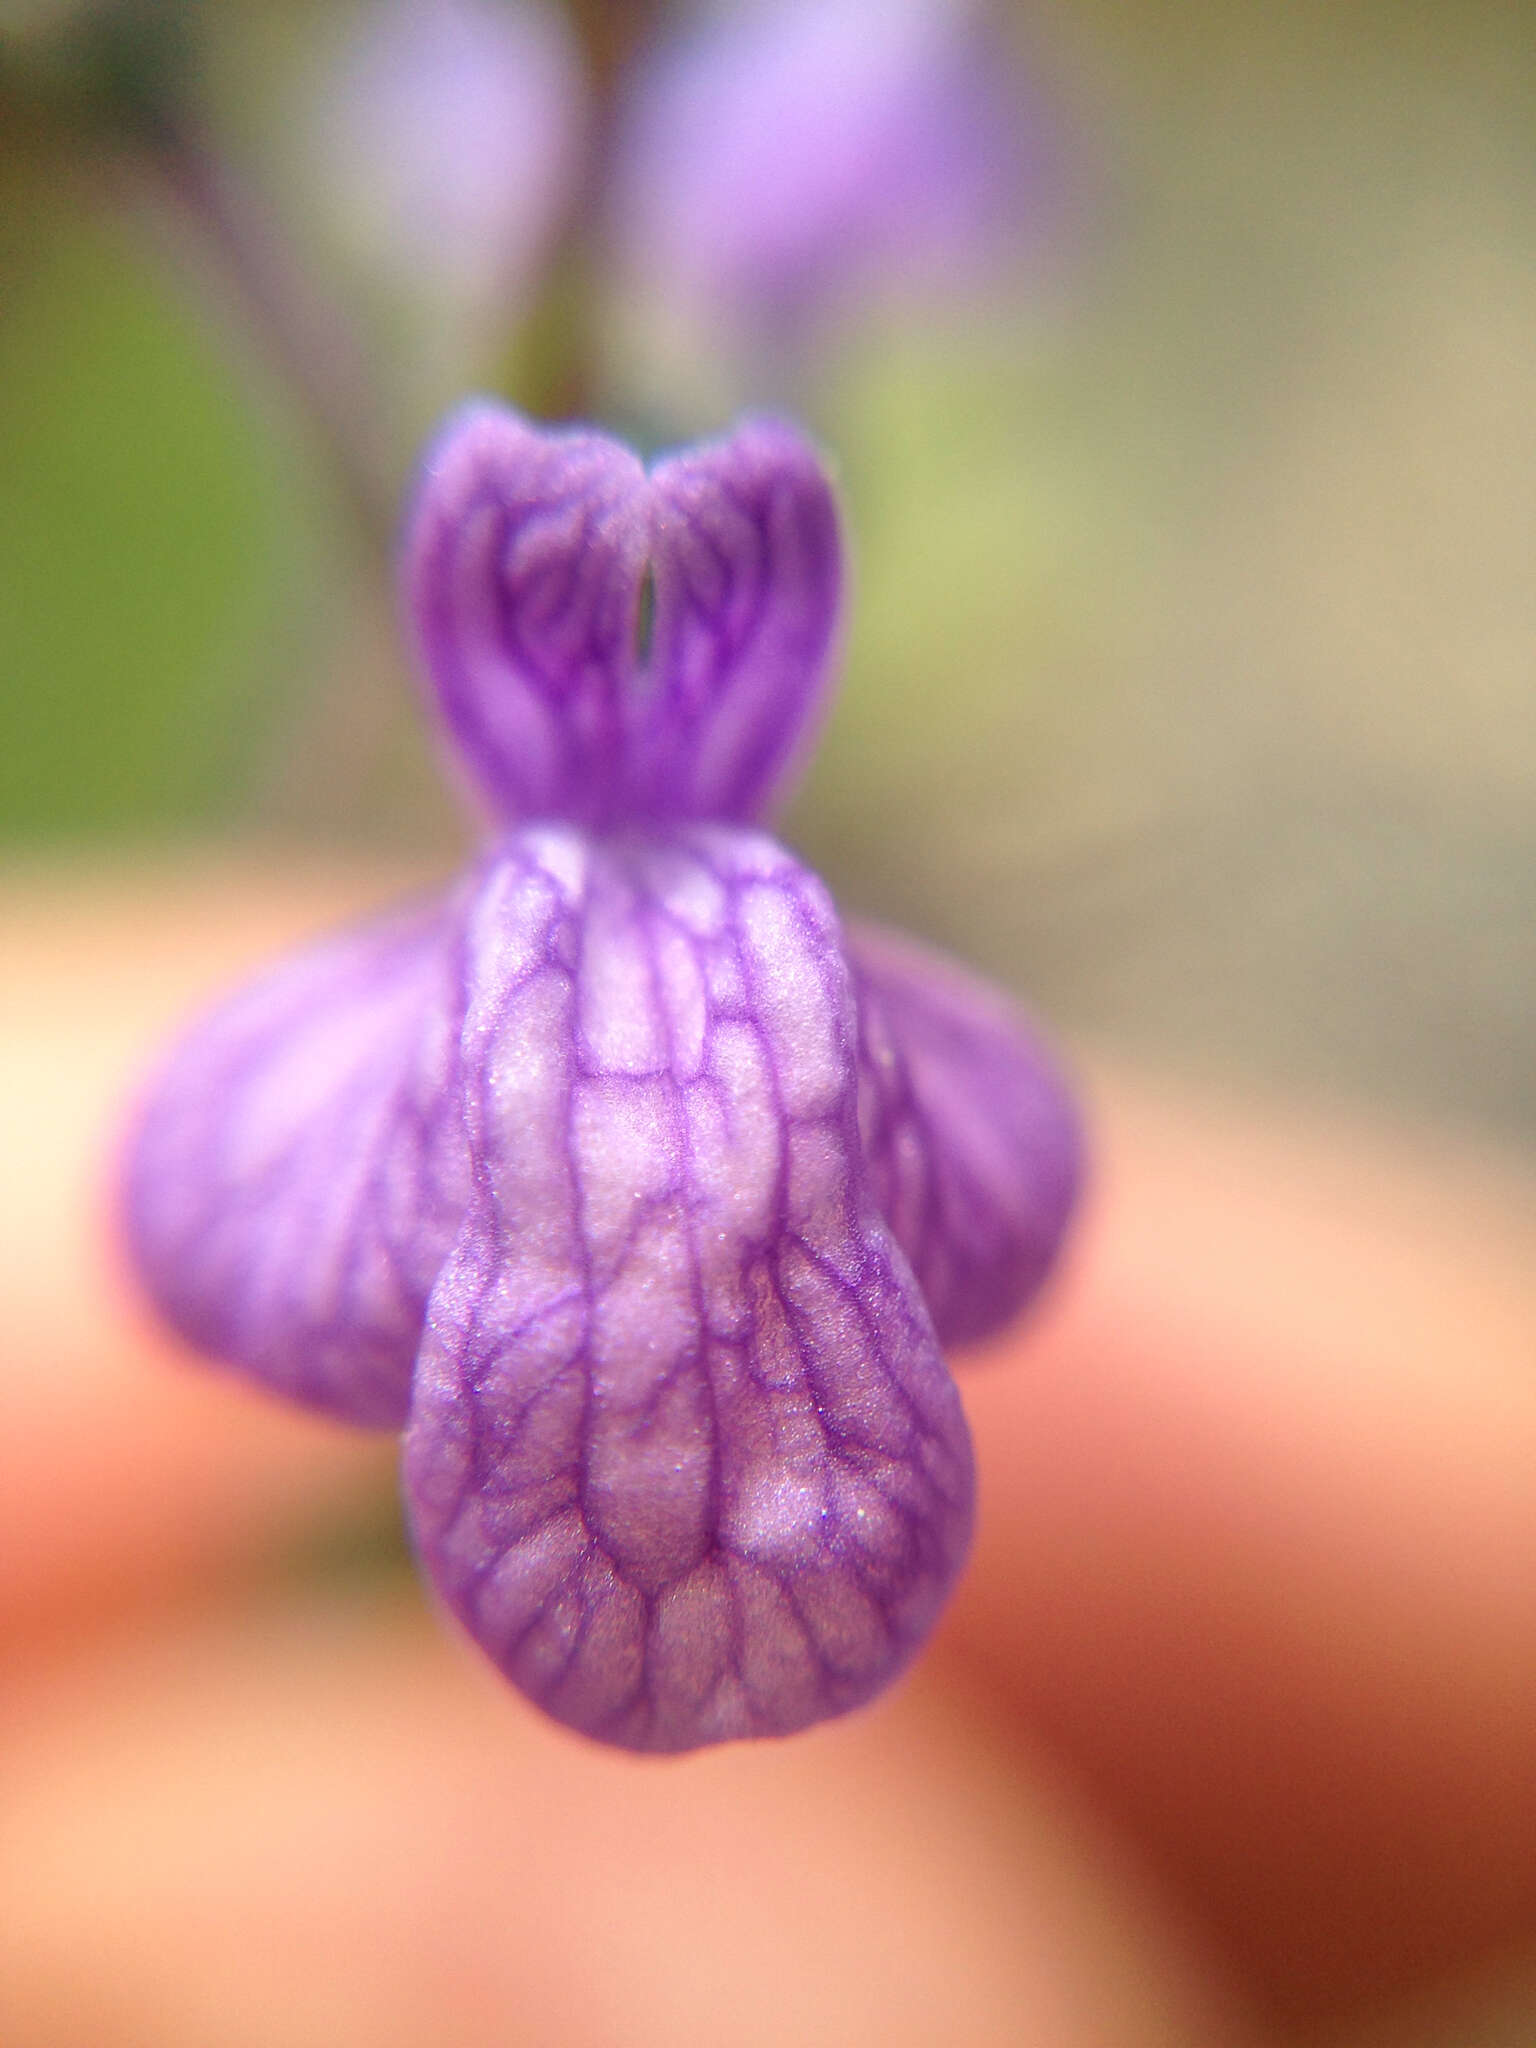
[304,0,585,329]
[286,0,1055,429]
[609,0,1051,372]
[122,405,1081,1752]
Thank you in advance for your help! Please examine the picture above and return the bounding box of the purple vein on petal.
[121,890,474,1427]
[849,920,1084,1350]
[403,826,973,1752]
[402,403,842,832]
[404,403,649,828]
[639,419,841,822]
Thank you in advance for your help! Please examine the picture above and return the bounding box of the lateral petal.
[121,892,472,1426]
[850,921,1083,1349]
[404,827,972,1751]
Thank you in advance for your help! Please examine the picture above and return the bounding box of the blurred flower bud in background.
[606,0,1059,417]
[4,0,1533,1163]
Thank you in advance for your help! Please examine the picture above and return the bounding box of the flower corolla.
[123,405,1081,1751]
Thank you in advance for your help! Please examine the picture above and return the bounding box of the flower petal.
[403,404,841,829]
[404,404,649,828]
[640,418,842,821]
[403,826,972,1752]
[121,894,472,1427]
[850,922,1083,1349]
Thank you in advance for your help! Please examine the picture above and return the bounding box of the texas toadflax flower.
[122,404,1082,1753]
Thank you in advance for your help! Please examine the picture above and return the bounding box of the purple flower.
[610,0,1048,351]
[305,0,584,321]
[122,405,1081,1752]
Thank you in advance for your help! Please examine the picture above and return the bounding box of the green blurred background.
[2,0,1533,1153]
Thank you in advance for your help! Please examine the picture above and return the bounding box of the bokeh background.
[3,4,1536,2045]
[4,0,1532,1147]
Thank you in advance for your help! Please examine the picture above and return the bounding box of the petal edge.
[404,828,972,1750]
[850,920,1084,1349]
[121,892,472,1427]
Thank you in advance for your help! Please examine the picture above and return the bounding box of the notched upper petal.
[403,826,972,1752]
[404,404,649,828]
[402,402,841,830]
[121,892,473,1427]
[850,921,1083,1348]
[641,418,842,821]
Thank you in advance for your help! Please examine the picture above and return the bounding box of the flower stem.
[137,112,398,557]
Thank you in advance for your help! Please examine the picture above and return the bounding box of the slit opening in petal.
[634,560,658,671]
